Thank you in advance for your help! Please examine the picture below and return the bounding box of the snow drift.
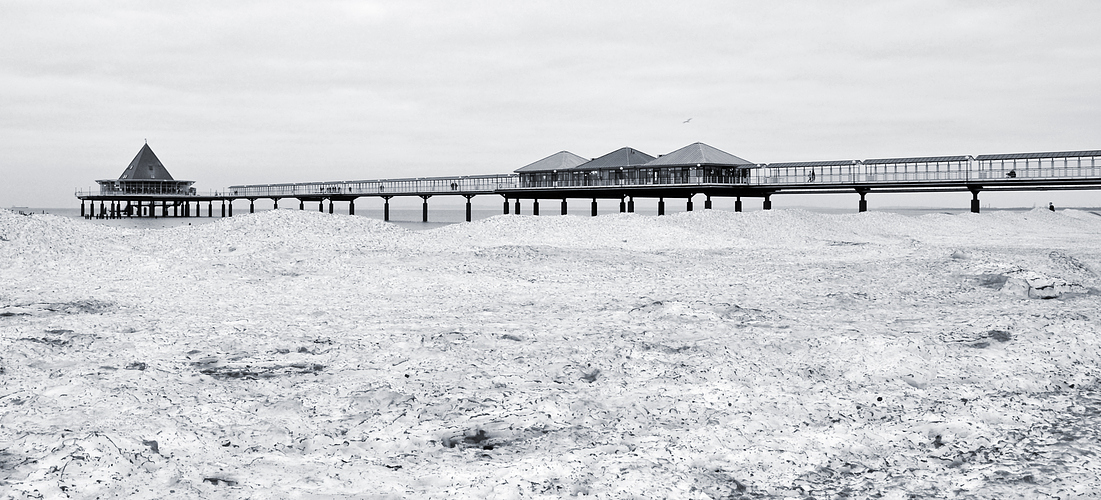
[2,208,1101,498]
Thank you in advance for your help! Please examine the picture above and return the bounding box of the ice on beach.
[2,207,1101,498]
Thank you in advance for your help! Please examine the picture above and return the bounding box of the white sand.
[2,208,1100,498]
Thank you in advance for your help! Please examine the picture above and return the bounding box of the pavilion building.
[77,143,225,219]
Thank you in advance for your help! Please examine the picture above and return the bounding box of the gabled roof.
[574,147,655,170]
[514,151,589,173]
[766,160,859,168]
[863,155,970,165]
[974,150,1101,161]
[645,142,754,167]
[119,143,175,180]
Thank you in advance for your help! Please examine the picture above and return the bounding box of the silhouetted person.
[1049,202,1055,212]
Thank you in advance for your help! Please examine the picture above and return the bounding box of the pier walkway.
[77,149,1101,221]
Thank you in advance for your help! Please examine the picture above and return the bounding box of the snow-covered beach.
[2,208,1100,498]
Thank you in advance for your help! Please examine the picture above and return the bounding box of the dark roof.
[514,151,589,173]
[766,160,859,168]
[120,144,175,180]
[974,150,1101,161]
[574,147,655,170]
[863,155,971,165]
[644,142,754,167]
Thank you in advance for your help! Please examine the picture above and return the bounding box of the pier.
[77,143,1101,221]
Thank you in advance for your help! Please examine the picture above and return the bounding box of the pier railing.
[226,174,519,198]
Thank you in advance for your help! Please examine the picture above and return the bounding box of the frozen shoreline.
[2,208,1100,498]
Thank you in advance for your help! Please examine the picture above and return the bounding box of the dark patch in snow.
[17,336,70,347]
[970,274,1008,289]
[500,334,523,341]
[692,469,752,498]
[124,362,147,371]
[202,477,238,486]
[199,363,325,380]
[443,429,497,450]
[828,241,869,246]
[581,368,601,383]
[141,440,159,454]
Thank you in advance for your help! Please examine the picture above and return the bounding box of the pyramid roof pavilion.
[645,142,754,167]
[574,147,655,170]
[119,143,175,180]
[514,151,590,173]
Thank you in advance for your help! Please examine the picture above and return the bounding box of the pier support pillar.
[221,201,225,218]
[162,201,168,217]
[763,195,772,211]
[273,198,278,210]
[349,199,355,215]
[319,201,324,212]
[705,195,712,210]
[250,199,255,214]
[80,202,85,218]
[561,199,568,215]
[503,197,510,215]
[299,199,304,210]
[228,201,233,217]
[619,197,626,213]
[208,201,212,217]
[533,199,540,216]
[464,195,474,222]
[628,197,635,213]
[970,187,982,213]
[421,195,431,222]
[591,198,598,217]
[857,190,868,213]
[514,199,521,215]
[658,198,665,216]
[329,199,334,214]
[686,198,693,212]
[383,197,392,221]
[735,197,742,212]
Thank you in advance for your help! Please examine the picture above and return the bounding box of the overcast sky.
[3,0,1101,209]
